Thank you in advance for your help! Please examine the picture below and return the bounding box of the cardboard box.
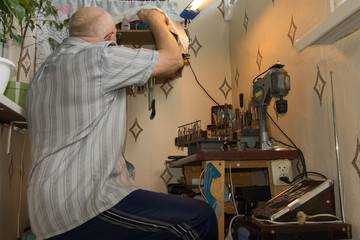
[183,165,203,186]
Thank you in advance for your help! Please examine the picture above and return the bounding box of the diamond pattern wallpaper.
[231,2,360,221]
[352,138,360,178]
[256,47,262,72]
[3,2,360,236]
[243,11,249,34]
[217,0,225,18]
[189,35,203,58]
[129,118,143,142]
[314,65,326,106]
[20,48,32,78]
[235,68,239,87]
[288,15,297,48]
[219,77,232,100]
[160,164,174,187]
[160,79,174,99]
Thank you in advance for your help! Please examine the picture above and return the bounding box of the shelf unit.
[117,30,156,45]
[116,29,178,45]
[0,94,26,125]
[0,31,175,126]
[296,0,360,52]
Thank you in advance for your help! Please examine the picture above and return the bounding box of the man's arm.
[137,9,184,77]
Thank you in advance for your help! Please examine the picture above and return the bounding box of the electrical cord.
[271,137,305,175]
[255,67,303,167]
[266,112,308,177]
[253,63,285,84]
[225,214,244,240]
[225,163,243,240]
[184,57,221,107]
[296,211,341,224]
[198,169,208,204]
[266,112,297,149]
[228,164,238,215]
[252,66,272,83]
[280,171,328,185]
[292,171,327,181]
[252,211,342,225]
[199,163,244,240]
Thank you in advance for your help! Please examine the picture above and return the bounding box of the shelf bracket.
[7,121,27,155]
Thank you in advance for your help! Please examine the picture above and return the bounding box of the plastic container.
[0,57,16,94]
[4,81,29,109]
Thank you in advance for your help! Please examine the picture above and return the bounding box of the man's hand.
[137,9,183,77]
[137,9,169,27]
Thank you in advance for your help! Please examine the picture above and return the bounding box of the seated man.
[25,6,218,240]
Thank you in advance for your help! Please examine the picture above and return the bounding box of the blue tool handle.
[204,163,221,209]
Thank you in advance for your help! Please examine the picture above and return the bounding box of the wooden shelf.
[116,30,182,77]
[168,149,300,168]
[296,0,360,52]
[117,30,155,45]
[116,29,178,46]
[0,94,26,125]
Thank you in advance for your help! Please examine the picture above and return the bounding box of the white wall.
[229,0,360,236]
[5,0,359,238]
[0,127,30,240]
[125,0,233,191]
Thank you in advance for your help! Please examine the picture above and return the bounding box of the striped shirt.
[25,37,159,239]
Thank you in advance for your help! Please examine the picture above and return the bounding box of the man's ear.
[104,34,111,41]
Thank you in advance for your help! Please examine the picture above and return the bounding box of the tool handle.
[150,99,156,120]
[239,93,244,108]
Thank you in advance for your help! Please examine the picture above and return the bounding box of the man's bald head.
[69,7,115,42]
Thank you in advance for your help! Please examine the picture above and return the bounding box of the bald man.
[26,7,217,240]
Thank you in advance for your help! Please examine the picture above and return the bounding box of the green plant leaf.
[9,0,26,23]
[18,0,32,13]
[9,31,23,44]
[1,0,14,15]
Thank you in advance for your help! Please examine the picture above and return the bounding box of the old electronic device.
[232,215,351,240]
[252,179,335,222]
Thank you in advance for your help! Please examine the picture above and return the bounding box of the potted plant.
[0,0,69,108]
[0,0,21,95]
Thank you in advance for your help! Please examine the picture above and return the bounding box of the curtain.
[36,0,183,70]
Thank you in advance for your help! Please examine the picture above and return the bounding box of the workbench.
[168,149,300,240]
[233,216,351,239]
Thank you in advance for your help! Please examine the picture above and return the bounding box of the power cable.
[185,58,221,107]
[266,112,308,176]
[252,66,271,83]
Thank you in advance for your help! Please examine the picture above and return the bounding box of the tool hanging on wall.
[148,78,156,119]
[129,85,136,97]
[204,163,222,220]
[239,93,244,129]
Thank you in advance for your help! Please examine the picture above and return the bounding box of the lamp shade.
[180,0,211,20]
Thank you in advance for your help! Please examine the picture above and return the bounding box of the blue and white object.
[204,163,221,210]
[180,0,211,20]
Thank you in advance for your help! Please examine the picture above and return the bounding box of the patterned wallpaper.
[229,2,360,234]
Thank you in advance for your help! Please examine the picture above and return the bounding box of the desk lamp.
[180,0,211,28]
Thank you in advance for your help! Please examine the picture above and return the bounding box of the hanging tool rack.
[175,120,207,147]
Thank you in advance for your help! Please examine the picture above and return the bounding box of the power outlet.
[271,159,293,186]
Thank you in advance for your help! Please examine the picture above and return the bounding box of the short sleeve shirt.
[25,37,159,239]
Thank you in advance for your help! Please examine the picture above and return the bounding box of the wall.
[1,13,34,240]
[124,0,233,191]
[0,127,30,239]
[6,0,359,238]
[229,0,360,236]
[1,1,232,238]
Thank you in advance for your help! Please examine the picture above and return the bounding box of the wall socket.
[271,159,293,186]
